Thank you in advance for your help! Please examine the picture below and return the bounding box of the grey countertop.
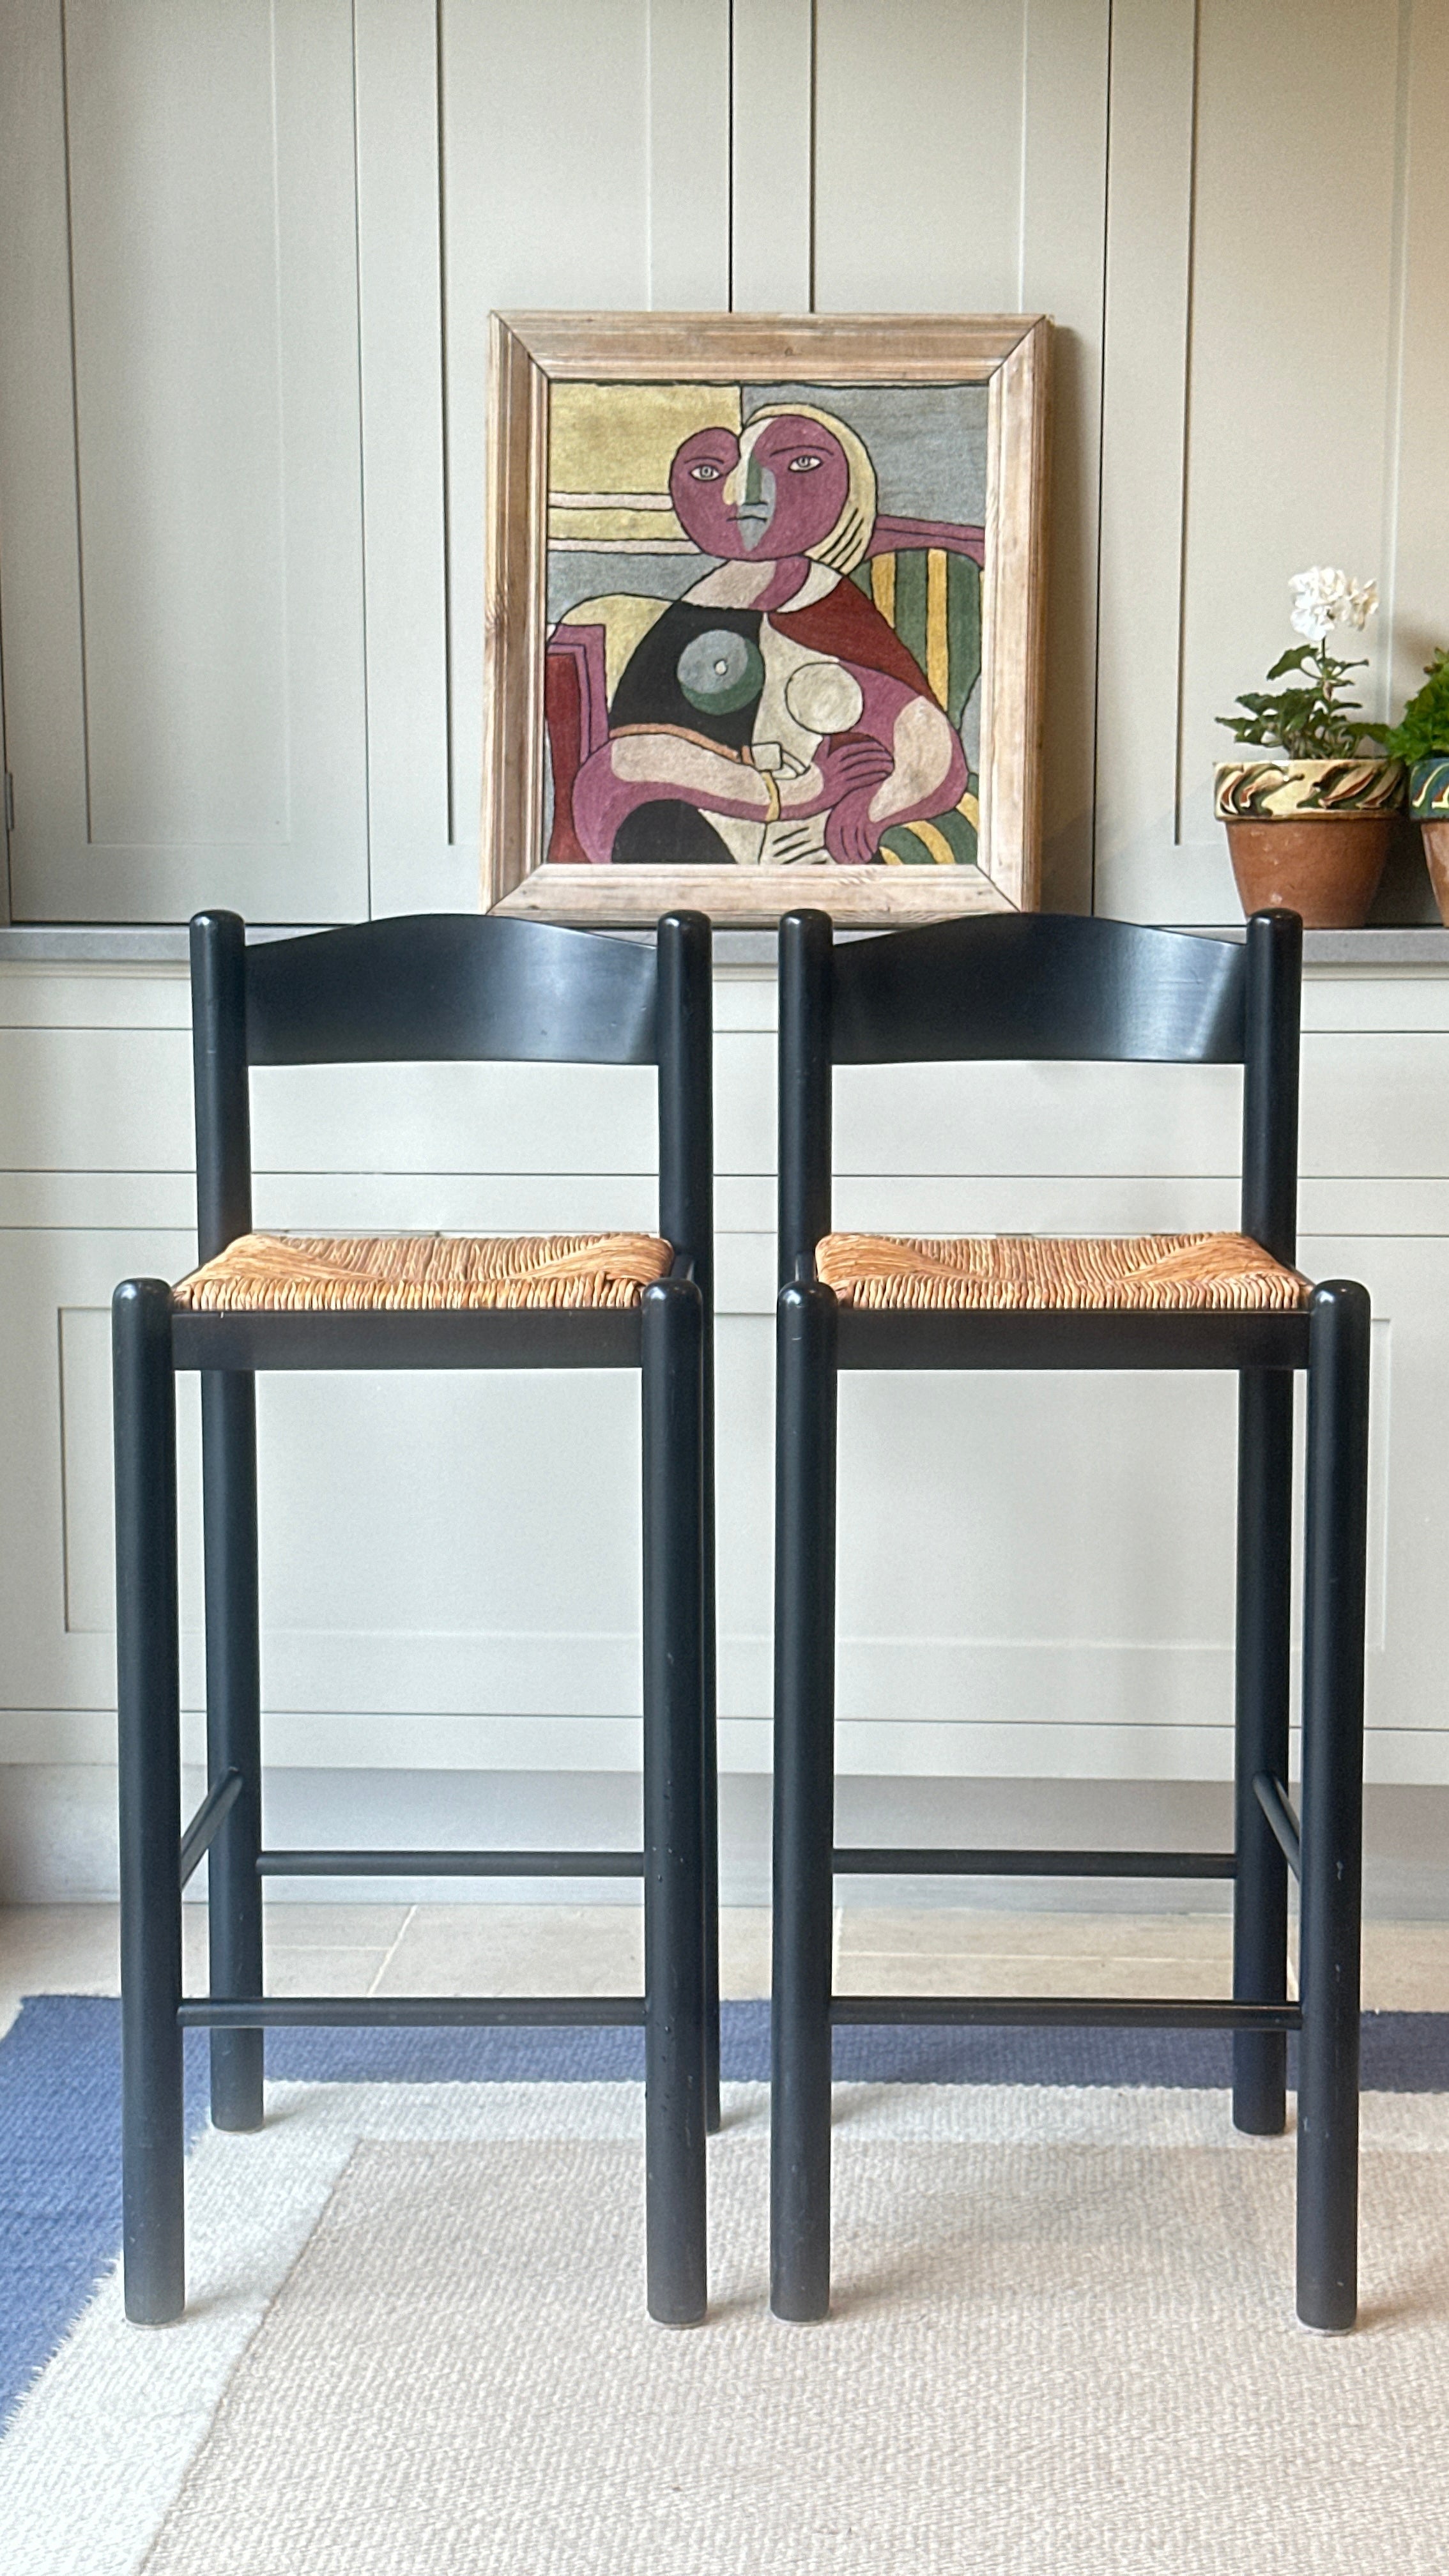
[3,923,1449,969]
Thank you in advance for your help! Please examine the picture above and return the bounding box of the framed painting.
[483,312,1051,926]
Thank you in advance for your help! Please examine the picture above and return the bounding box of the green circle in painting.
[676,629,764,716]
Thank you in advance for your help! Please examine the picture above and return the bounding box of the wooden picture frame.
[483,312,1051,927]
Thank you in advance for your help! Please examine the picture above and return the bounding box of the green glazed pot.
[1409,756,1449,820]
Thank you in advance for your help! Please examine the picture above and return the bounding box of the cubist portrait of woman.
[544,381,986,873]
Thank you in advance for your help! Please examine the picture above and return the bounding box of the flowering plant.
[1218,569,1386,759]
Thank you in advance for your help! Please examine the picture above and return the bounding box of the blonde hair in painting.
[740,402,878,575]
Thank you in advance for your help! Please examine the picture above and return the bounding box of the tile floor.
[3,1903,1447,2041]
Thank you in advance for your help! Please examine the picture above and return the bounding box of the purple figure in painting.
[564,406,969,868]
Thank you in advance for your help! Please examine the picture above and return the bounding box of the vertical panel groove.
[56,1303,75,1634]
[348,1,374,914]
[726,0,735,306]
[1170,0,1202,845]
[434,0,455,842]
[1378,0,1414,724]
[57,0,93,845]
[807,0,817,312]
[1087,0,1116,914]
[266,0,295,841]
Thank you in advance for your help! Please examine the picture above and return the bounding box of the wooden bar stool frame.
[770,905,1371,2333]
[114,907,717,2329]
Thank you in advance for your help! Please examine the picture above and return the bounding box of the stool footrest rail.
[256,1847,645,1878]
[178,1995,648,2028]
[832,1846,1237,1880]
[829,1996,1302,2030]
[178,1771,244,1889]
[1252,1774,1303,1881]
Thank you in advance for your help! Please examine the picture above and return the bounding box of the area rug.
[3,2006,1449,2573]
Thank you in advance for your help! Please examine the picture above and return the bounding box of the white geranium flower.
[1289,567,1346,643]
[1289,566,1378,643]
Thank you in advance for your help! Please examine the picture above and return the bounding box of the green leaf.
[1382,647,1449,760]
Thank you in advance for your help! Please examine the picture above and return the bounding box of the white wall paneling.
[3,7,1449,1897]
[4,962,1449,1912]
[809,0,1111,910]
[730,0,814,309]
[1095,0,1449,924]
[0,0,370,923]
[432,0,732,919]
[4,1,1443,928]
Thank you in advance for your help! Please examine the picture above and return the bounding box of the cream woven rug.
[4,2083,1449,2573]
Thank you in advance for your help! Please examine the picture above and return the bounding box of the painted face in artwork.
[669,413,852,560]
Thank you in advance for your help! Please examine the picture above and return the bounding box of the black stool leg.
[114,1280,186,2325]
[201,1371,264,2131]
[641,1275,708,2324]
[1296,1281,1370,2333]
[770,1280,837,2323]
[702,1351,722,2134]
[1232,1367,1294,2133]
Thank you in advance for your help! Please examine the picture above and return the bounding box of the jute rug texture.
[136,2116,1449,2576]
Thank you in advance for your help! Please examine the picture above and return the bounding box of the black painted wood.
[829,910,1248,1067]
[770,899,1368,2333]
[257,1848,645,1878]
[172,1306,643,1373]
[117,907,716,2327]
[829,1997,1302,2031]
[1252,1775,1302,1880]
[180,1997,648,2028]
[833,1846,1238,1879]
[1241,908,1302,1264]
[835,1307,1308,1372]
[776,906,1296,1295]
[238,910,660,1067]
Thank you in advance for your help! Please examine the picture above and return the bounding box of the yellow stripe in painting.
[880,845,904,864]
[871,553,896,625]
[926,550,949,707]
[956,791,981,830]
[904,818,958,867]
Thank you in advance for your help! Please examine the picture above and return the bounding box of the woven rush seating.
[815,1230,1310,1314]
[172,1230,673,1314]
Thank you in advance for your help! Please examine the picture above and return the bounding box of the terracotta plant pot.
[1221,815,1393,928]
[1422,822,1449,929]
[1406,762,1449,926]
[1213,756,1405,927]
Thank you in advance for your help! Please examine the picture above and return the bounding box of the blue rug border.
[2,1995,1446,2434]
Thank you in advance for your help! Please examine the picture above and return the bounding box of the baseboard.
[3,1767,1447,1919]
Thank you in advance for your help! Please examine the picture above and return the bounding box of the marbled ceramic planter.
[1214,758,1405,927]
[1214,756,1405,820]
[1411,758,1449,926]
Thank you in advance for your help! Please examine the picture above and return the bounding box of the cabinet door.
[0,0,369,922]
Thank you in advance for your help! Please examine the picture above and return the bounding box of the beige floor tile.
[717,1908,771,1999]
[835,1908,1234,1965]
[1355,1924,1449,2012]
[262,1947,399,2000]
[373,1904,643,1998]
[10,1902,1446,2018]
[262,1905,413,1951]
[833,1950,1241,2001]
[0,1904,119,1997]
[180,1908,404,1996]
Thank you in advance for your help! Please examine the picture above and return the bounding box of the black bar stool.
[770,906,1370,2333]
[114,907,716,2328]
